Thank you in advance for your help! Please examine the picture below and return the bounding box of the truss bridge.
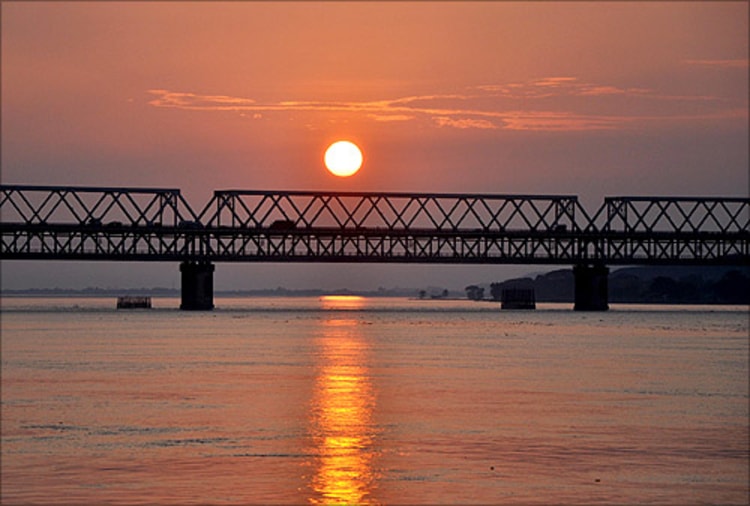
[2,185,747,310]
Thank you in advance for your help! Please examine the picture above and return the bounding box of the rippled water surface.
[2,297,748,504]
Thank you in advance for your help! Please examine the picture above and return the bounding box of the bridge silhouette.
[1,185,748,310]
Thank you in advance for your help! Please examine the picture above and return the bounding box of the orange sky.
[1,1,748,290]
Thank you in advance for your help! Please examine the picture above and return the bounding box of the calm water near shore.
[1,296,748,505]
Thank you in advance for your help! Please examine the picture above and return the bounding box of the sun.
[324,140,363,177]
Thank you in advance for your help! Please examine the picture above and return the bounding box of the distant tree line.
[465,266,750,304]
[419,289,450,299]
[464,285,484,301]
[613,270,749,304]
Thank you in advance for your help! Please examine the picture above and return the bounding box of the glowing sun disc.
[324,141,363,177]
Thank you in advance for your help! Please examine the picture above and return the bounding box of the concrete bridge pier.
[180,261,215,310]
[574,264,609,311]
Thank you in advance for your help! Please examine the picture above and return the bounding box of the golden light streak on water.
[319,295,367,311]
[308,295,379,504]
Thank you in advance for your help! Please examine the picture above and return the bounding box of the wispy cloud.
[684,59,749,68]
[148,90,257,110]
[532,77,579,87]
[147,76,746,132]
[500,111,626,132]
[474,79,651,99]
[368,114,414,122]
[433,117,496,130]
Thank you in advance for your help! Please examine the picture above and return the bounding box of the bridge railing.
[0,185,199,228]
[588,197,750,234]
[197,190,585,234]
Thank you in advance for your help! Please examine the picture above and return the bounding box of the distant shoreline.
[0,288,422,298]
[3,265,747,304]
[1,291,746,306]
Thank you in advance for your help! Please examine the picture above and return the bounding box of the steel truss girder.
[199,190,581,233]
[1,186,749,266]
[0,185,196,228]
[598,233,749,263]
[594,196,749,234]
[0,227,197,261]
[202,231,581,261]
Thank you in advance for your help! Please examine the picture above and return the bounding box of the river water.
[1,296,748,505]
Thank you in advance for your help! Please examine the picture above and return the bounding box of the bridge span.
[1,185,748,310]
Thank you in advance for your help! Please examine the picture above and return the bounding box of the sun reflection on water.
[319,295,367,311]
[308,296,379,505]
